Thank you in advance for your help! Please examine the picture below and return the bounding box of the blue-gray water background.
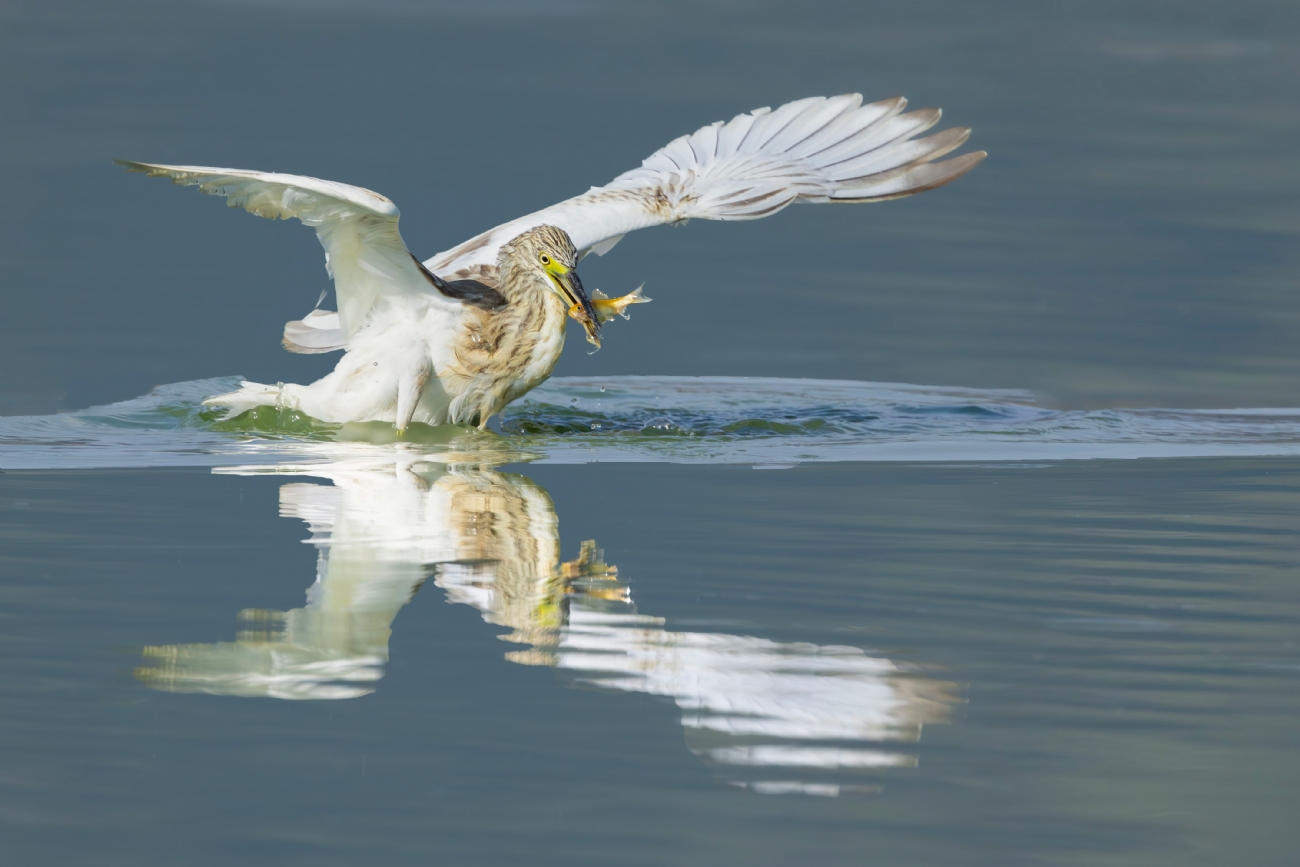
[2,1,1299,865]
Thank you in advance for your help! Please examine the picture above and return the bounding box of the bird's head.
[509,225,601,347]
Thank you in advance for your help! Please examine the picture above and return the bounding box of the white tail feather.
[283,309,347,354]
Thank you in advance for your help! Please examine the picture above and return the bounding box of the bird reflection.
[136,451,957,795]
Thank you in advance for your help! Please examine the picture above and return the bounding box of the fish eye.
[539,253,551,265]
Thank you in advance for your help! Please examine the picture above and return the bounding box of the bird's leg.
[586,285,651,324]
[394,357,432,434]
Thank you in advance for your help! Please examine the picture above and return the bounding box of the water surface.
[2,456,1298,865]
[2,0,1299,864]
[7,376,1300,470]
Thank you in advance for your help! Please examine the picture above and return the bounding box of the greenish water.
[3,0,1300,864]
[7,375,1300,470]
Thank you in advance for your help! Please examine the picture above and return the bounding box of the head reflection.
[137,451,957,795]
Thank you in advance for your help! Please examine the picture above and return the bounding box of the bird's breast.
[507,296,569,397]
[444,292,568,416]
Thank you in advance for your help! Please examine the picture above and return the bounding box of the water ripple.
[4,375,1300,470]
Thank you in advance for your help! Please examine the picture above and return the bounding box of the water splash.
[5,375,1300,470]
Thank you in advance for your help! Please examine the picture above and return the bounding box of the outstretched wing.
[119,162,456,350]
[424,94,985,277]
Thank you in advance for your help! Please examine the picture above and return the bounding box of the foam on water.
[4,375,1300,470]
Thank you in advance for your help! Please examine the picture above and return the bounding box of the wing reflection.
[137,451,958,794]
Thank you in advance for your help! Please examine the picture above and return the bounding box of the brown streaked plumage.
[439,226,584,427]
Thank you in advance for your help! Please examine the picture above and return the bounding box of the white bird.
[121,93,984,431]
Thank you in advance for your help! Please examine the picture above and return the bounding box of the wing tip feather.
[831,149,987,202]
[116,159,168,177]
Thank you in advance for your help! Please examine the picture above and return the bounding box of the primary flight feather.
[121,93,985,431]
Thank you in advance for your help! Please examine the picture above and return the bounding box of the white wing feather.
[126,93,982,359]
[424,94,985,277]
[118,162,456,350]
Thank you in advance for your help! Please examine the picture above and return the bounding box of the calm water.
[3,0,1300,863]
[2,455,1298,865]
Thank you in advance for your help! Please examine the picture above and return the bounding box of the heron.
[120,93,984,432]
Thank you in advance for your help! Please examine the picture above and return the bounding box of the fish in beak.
[547,264,602,347]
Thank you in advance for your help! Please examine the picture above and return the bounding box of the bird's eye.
[539,253,551,265]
